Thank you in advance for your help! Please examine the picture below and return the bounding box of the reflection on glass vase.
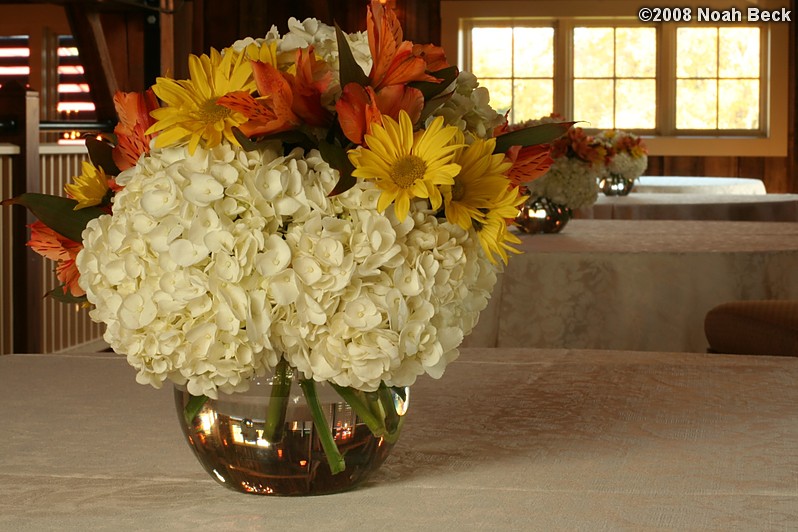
[515,196,572,234]
[174,364,409,496]
[599,173,635,196]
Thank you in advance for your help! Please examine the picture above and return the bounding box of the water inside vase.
[174,381,404,496]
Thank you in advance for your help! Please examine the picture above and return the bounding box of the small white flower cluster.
[607,151,648,181]
[427,71,505,141]
[526,157,599,210]
[77,143,497,398]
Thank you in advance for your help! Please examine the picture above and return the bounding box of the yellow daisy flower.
[348,111,463,221]
[246,41,279,66]
[474,186,527,265]
[146,47,256,154]
[64,161,109,210]
[443,134,513,231]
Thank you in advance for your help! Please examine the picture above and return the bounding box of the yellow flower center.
[451,179,465,202]
[198,99,231,124]
[390,155,426,189]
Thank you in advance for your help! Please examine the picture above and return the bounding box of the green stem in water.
[262,358,291,443]
[183,394,209,426]
[299,379,346,475]
[377,385,403,443]
[331,383,404,444]
[329,383,384,436]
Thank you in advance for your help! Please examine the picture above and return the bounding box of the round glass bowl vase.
[599,173,635,196]
[174,369,409,496]
[515,196,572,234]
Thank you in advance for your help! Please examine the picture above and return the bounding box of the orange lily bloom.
[218,47,333,138]
[367,1,439,91]
[412,43,450,72]
[112,89,158,171]
[504,144,554,187]
[27,221,85,297]
[336,83,383,145]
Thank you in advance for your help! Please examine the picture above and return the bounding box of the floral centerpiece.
[513,114,602,233]
[596,129,648,196]
[4,2,569,494]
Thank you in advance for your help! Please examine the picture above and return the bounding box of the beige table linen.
[466,220,798,352]
[578,193,798,222]
[634,176,767,195]
[1,348,796,530]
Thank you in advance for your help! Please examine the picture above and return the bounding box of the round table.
[466,219,798,352]
[578,193,798,222]
[633,176,767,195]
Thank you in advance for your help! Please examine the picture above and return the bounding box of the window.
[441,1,788,156]
[675,27,760,130]
[57,35,95,121]
[0,35,30,89]
[573,26,657,130]
[470,26,554,123]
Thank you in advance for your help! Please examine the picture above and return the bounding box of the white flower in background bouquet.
[596,129,648,194]
[5,1,572,478]
[517,114,604,210]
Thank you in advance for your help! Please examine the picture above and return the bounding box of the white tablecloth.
[578,193,798,222]
[1,348,796,530]
[634,176,767,195]
[466,220,798,352]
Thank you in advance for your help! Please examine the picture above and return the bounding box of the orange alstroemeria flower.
[367,1,439,91]
[336,84,383,145]
[412,43,450,72]
[504,144,554,188]
[112,89,159,171]
[27,221,85,297]
[218,47,333,138]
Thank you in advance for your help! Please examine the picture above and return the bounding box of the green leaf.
[408,66,459,100]
[232,126,316,153]
[493,121,576,154]
[183,394,209,426]
[335,22,369,88]
[1,193,106,243]
[319,139,357,197]
[85,135,121,176]
[47,287,88,304]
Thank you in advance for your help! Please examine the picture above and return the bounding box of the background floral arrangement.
[596,129,649,183]
[515,114,602,210]
[4,1,570,472]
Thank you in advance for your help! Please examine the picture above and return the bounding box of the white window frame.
[441,0,789,157]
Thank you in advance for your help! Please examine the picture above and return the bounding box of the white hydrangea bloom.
[427,71,505,141]
[608,151,648,181]
[78,144,497,397]
[527,157,600,210]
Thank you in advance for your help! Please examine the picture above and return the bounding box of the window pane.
[58,35,95,120]
[574,79,614,128]
[676,79,717,129]
[471,28,513,78]
[676,28,717,77]
[0,35,30,88]
[719,80,759,129]
[480,78,513,118]
[514,27,554,77]
[719,28,759,78]
[513,79,553,123]
[615,28,656,78]
[615,79,656,129]
[574,27,613,77]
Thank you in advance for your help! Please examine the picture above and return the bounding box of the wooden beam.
[64,5,119,122]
